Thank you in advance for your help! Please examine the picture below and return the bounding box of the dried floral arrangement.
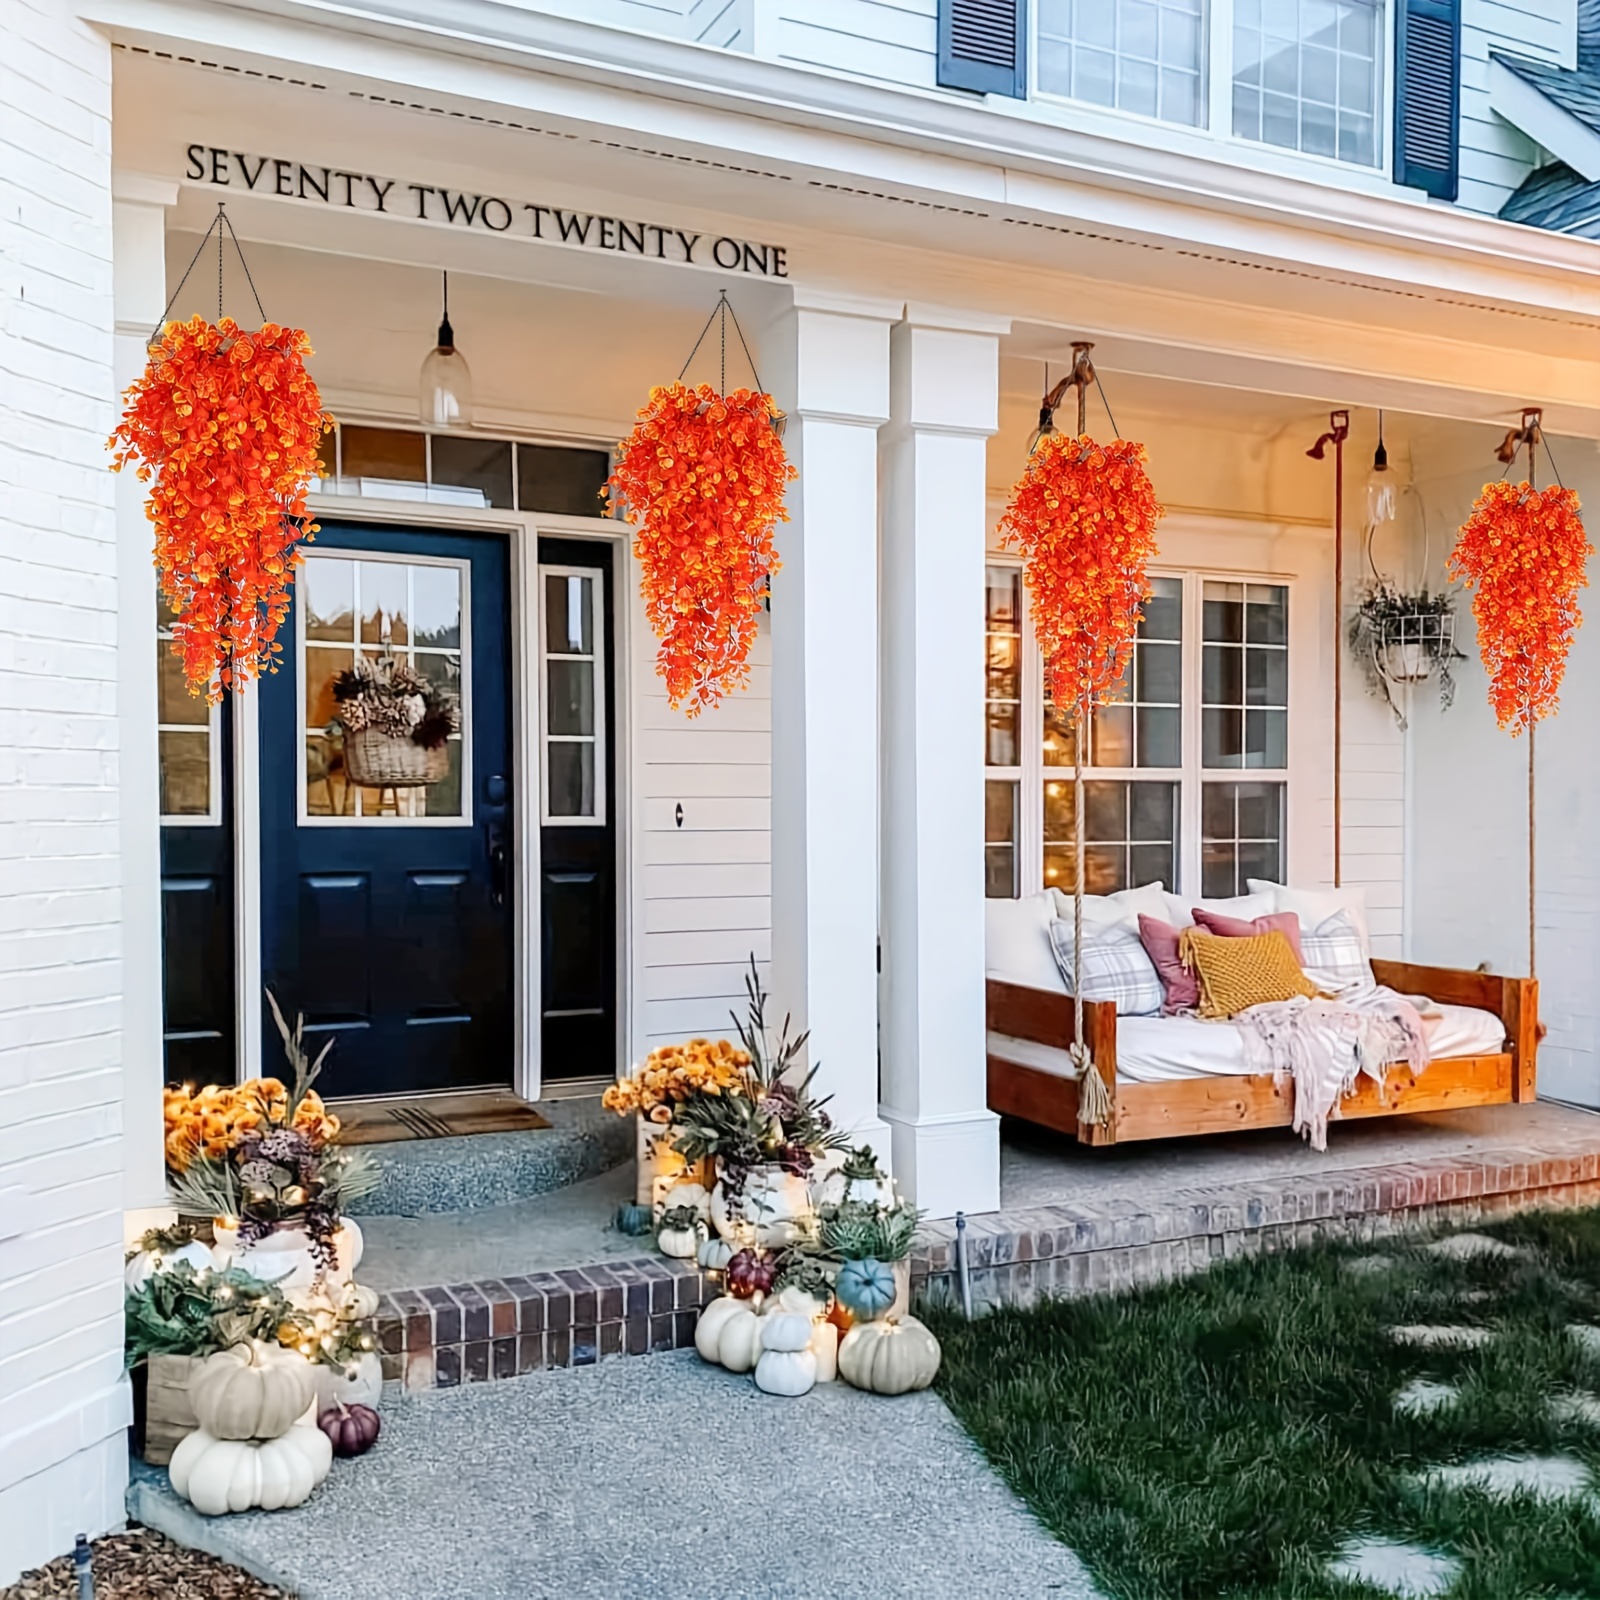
[163,993,378,1267]
[331,654,460,750]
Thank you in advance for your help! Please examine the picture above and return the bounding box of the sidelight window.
[157,595,220,822]
[539,567,607,825]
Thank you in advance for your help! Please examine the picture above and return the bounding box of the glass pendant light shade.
[419,272,472,428]
[1365,411,1396,528]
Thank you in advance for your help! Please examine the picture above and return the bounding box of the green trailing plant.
[840,1146,886,1183]
[818,1199,920,1264]
[772,1250,834,1303]
[657,1205,704,1235]
[126,1220,202,1260]
[124,1263,294,1367]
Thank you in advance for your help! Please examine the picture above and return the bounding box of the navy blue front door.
[260,522,514,1098]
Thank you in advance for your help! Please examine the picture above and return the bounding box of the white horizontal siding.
[1458,0,1575,217]
[773,0,938,89]
[631,558,773,1059]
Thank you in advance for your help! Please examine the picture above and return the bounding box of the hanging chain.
[148,202,268,343]
[676,290,767,394]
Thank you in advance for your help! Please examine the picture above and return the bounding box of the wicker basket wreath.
[331,656,459,789]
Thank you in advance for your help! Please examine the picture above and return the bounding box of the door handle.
[483,774,510,908]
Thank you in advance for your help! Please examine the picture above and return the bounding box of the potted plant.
[330,653,459,788]
[163,991,378,1301]
[818,1198,921,1322]
[669,962,851,1247]
[1348,582,1463,726]
[601,1036,747,1206]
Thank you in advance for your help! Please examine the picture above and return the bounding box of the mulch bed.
[2,1528,292,1600]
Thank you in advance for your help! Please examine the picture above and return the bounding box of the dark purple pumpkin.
[318,1401,381,1458]
[725,1248,776,1299]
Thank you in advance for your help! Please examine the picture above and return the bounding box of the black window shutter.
[1394,0,1460,200]
[937,0,1028,99]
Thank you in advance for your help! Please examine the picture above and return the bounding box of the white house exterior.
[6,0,1600,1579]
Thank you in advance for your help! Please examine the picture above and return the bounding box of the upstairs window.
[1232,0,1383,166]
[1036,0,1207,126]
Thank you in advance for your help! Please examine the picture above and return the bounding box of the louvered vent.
[938,0,1027,99]
[1394,0,1460,201]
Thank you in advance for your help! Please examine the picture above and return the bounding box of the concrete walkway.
[132,1354,1105,1600]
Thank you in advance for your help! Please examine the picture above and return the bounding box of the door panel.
[538,538,618,1080]
[260,523,514,1098]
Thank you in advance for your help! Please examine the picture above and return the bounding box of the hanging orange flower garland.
[999,434,1164,716]
[110,315,332,701]
[607,382,794,716]
[1448,479,1591,733]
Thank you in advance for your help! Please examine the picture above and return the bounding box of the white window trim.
[295,549,474,830]
[987,560,1295,899]
[537,562,608,828]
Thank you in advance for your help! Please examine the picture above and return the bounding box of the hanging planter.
[1348,583,1463,727]
[999,345,1163,1126]
[606,294,794,716]
[108,207,331,702]
[1449,473,1590,733]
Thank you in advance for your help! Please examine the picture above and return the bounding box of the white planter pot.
[1379,640,1433,683]
[213,1222,358,1305]
[312,1350,383,1411]
[711,1162,814,1247]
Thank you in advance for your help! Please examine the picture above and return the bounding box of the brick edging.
[375,1146,1600,1390]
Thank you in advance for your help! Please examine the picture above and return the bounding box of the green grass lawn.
[930,1210,1600,1599]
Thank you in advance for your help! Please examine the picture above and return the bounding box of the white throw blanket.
[1233,985,1431,1151]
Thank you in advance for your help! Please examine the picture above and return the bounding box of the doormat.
[331,1091,551,1145]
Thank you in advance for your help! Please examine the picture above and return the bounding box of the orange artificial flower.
[1449,479,1591,732]
[109,316,333,702]
[607,383,794,715]
[998,434,1163,718]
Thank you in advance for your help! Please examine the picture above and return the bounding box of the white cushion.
[1297,909,1375,997]
[1161,890,1278,929]
[1046,918,1164,1016]
[1248,880,1372,958]
[984,892,1065,993]
[1050,881,1171,931]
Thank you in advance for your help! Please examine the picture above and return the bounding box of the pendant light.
[1366,409,1396,530]
[419,270,472,428]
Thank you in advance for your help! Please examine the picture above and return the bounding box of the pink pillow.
[1137,915,1199,1015]
[1191,907,1305,963]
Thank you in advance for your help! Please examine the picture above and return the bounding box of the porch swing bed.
[985,890,1539,1147]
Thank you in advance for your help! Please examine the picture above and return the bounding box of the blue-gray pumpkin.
[835,1257,897,1321]
[615,1202,656,1237]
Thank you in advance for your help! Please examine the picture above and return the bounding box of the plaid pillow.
[1299,909,1374,996]
[1048,918,1164,1016]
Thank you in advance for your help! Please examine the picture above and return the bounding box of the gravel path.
[133,1352,1105,1600]
[1,1528,292,1600]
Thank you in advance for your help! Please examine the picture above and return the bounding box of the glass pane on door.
[300,553,468,821]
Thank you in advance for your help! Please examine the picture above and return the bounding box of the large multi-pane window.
[1036,0,1207,126]
[1232,0,1382,166]
[984,566,1290,899]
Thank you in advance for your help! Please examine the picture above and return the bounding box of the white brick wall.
[0,1,128,1583]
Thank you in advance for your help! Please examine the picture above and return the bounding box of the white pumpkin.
[169,1422,332,1516]
[693,1294,766,1373]
[340,1282,380,1321]
[189,1341,318,1441]
[768,1284,829,1320]
[838,1314,942,1396]
[711,1162,814,1247]
[755,1314,818,1397]
[658,1180,712,1222]
[311,1350,384,1411]
[656,1218,702,1260]
[124,1239,217,1292]
[696,1236,735,1272]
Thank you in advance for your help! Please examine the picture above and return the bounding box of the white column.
[113,173,175,1222]
[767,291,896,1154]
[879,307,1008,1218]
